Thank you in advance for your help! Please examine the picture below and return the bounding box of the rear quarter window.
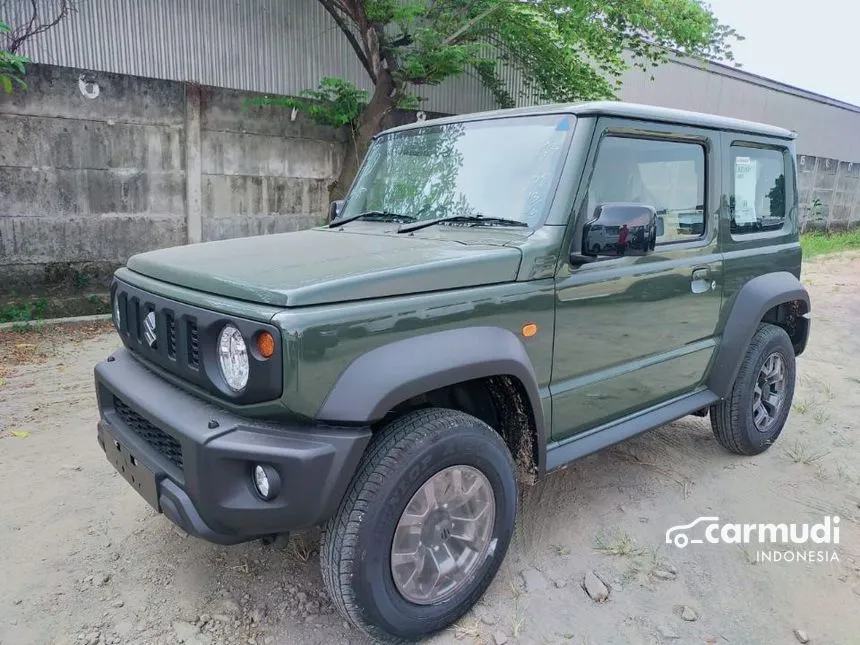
[730,146,787,234]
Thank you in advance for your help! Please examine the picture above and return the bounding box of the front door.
[550,118,723,440]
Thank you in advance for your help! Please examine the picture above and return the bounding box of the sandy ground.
[1,253,859,645]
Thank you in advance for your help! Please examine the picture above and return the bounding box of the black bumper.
[94,348,371,544]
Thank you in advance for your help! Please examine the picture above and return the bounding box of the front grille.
[188,321,200,368]
[113,396,184,470]
[112,278,282,403]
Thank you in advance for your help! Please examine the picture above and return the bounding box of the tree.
[290,0,740,200]
[0,0,76,92]
[0,21,28,93]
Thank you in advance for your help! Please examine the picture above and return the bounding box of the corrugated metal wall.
[4,0,527,115]
[619,58,860,162]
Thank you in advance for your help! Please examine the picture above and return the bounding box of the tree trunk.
[328,71,398,202]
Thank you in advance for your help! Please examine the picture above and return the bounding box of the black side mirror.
[581,202,657,259]
[328,200,344,224]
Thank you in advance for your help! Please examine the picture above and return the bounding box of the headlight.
[217,324,249,391]
[113,293,121,327]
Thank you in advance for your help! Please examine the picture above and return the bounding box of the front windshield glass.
[339,114,575,227]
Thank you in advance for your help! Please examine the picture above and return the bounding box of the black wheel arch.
[708,271,810,399]
[315,326,547,477]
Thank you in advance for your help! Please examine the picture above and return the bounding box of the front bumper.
[94,348,371,544]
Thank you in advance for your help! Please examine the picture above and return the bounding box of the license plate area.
[103,430,160,511]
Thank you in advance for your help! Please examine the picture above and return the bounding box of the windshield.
[339,114,575,227]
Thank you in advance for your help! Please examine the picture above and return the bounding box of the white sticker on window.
[734,157,758,224]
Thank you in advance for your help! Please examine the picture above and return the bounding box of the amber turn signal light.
[521,323,538,338]
[256,331,276,358]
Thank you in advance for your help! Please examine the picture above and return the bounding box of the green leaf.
[1,75,13,94]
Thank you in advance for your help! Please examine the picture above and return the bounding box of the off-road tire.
[320,408,518,643]
[710,323,796,455]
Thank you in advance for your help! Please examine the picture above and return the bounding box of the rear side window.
[730,146,787,234]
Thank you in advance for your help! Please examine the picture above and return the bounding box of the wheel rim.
[753,352,787,432]
[390,465,496,605]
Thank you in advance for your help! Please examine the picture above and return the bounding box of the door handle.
[691,267,713,294]
[692,267,710,281]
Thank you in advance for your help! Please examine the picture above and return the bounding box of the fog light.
[252,464,280,501]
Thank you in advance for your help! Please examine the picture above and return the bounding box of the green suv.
[94,101,811,643]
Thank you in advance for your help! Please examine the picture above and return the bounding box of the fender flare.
[315,326,547,471]
[707,271,810,399]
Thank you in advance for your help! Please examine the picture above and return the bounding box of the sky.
[705,0,860,106]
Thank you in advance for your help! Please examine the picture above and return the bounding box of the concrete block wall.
[797,155,860,230]
[198,87,347,242]
[0,65,188,294]
[0,64,346,296]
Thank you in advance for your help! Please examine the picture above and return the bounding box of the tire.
[320,408,518,643]
[710,323,796,455]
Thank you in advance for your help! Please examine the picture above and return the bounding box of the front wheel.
[711,323,796,455]
[320,408,518,643]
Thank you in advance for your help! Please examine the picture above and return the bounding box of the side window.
[730,146,787,234]
[586,136,706,244]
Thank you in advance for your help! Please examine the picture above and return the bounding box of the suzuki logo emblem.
[143,311,157,349]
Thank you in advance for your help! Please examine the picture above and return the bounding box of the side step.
[545,389,719,472]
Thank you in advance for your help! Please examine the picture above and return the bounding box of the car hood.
[125,227,523,307]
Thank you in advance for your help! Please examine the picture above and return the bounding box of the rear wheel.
[711,323,796,455]
[320,408,518,643]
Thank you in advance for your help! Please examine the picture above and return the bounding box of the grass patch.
[792,398,814,414]
[784,439,829,465]
[595,531,644,558]
[0,299,48,323]
[801,229,860,258]
[812,408,831,426]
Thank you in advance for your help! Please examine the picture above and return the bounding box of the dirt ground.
[1,253,859,645]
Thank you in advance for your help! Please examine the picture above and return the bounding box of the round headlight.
[217,325,249,391]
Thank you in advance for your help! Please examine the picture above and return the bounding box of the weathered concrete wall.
[198,86,346,242]
[797,155,860,230]
[0,64,187,294]
[0,64,347,295]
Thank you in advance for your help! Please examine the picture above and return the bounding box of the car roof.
[380,101,796,140]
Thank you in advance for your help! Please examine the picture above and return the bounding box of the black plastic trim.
[112,277,283,405]
[316,326,547,475]
[707,271,810,399]
[546,389,719,471]
[95,348,371,544]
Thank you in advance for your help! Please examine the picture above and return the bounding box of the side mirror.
[328,200,344,224]
[581,203,657,259]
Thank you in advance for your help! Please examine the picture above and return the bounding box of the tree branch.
[443,1,508,45]
[7,0,74,53]
[317,0,377,83]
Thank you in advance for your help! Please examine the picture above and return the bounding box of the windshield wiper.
[329,210,417,228]
[397,214,529,234]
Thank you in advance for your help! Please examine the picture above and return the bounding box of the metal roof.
[381,100,798,140]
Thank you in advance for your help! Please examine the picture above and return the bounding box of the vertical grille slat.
[132,297,141,341]
[188,320,200,369]
[166,312,177,358]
